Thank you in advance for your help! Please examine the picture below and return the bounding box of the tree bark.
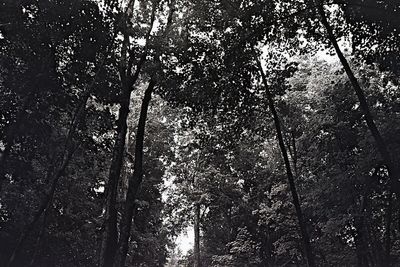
[100,2,158,264]
[6,36,114,263]
[7,39,113,265]
[100,88,131,267]
[354,196,369,267]
[113,79,155,267]
[314,2,398,261]
[194,202,201,267]
[28,203,50,267]
[256,58,315,267]
[6,142,76,267]
[5,88,90,267]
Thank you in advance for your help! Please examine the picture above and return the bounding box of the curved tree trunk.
[256,58,315,267]
[113,79,155,267]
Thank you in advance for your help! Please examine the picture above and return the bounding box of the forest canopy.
[0,0,399,266]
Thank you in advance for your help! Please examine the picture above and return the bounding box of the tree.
[256,55,315,267]
[0,1,115,266]
[312,1,399,262]
[284,56,400,265]
[99,1,159,265]
[1,0,399,266]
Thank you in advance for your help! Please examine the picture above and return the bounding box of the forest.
[0,0,399,266]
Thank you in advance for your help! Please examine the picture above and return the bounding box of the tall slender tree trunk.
[6,145,76,267]
[114,79,155,267]
[100,88,131,267]
[259,226,272,267]
[5,87,92,267]
[256,58,315,267]
[100,2,158,264]
[354,196,369,267]
[28,203,50,267]
[194,202,201,267]
[314,2,398,262]
[7,45,111,266]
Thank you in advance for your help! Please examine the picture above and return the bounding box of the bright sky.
[176,227,194,255]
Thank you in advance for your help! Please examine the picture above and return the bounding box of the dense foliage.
[0,0,399,266]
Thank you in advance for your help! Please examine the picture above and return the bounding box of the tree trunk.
[6,38,112,263]
[354,196,369,267]
[100,88,131,267]
[6,145,75,267]
[314,2,397,261]
[256,58,315,267]
[5,89,89,266]
[100,2,157,263]
[114,79,155,267]
[194,202,201,267]
[28,204,50,267]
